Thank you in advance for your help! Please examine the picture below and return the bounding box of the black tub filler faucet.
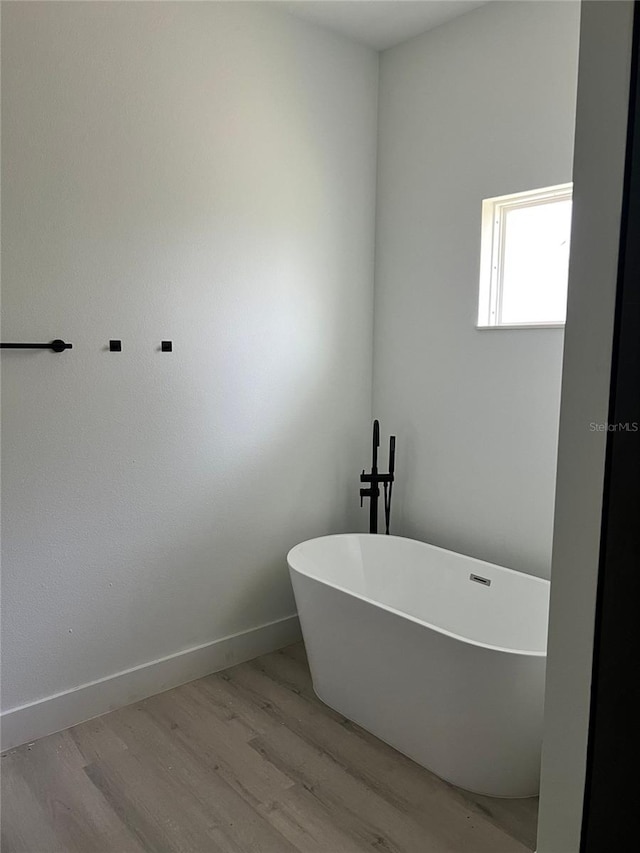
[360,419,396,535]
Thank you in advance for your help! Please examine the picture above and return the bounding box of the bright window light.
[477,184,572,328]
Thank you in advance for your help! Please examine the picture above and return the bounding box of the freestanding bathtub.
[288,534,549,798]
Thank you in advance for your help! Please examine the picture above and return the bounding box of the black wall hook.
[109,340,122,352]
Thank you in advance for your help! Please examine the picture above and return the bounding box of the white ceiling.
[275,1,489,51]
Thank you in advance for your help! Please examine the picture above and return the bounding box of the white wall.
[373,0,580,578]
[0,1,377,746]
[537,2,635,850]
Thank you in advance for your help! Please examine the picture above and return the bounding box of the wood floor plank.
[142,682,295,805]
[195,671,280,741]
[279,641,309,666]
[2,731,148,853]
[251,646,324,704]
[69,716,130,766]
[83,758,195,853]
[137,684,376,853]
[0,760,66,853]
[102,702,302,853]
[80,709,253,853]
[1,642,538,852]
[257,784,378,853]
[460,791,539,852]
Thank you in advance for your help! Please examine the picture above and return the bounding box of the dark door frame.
[580,2,640,849]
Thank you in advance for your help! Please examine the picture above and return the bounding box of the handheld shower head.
[372,419,380,471]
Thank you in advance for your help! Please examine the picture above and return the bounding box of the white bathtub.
[288,534,549,798]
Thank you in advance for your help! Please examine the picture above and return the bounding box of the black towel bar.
[0,339,72,352]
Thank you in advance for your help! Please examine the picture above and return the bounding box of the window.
[477,184,573,328]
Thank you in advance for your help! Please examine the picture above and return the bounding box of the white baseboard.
[1,614,301,752]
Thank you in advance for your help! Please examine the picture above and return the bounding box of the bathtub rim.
[288,533,549,658]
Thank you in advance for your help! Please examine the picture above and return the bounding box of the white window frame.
[477,183,573,329]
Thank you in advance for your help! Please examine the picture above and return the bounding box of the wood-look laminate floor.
[1,643,538,853]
